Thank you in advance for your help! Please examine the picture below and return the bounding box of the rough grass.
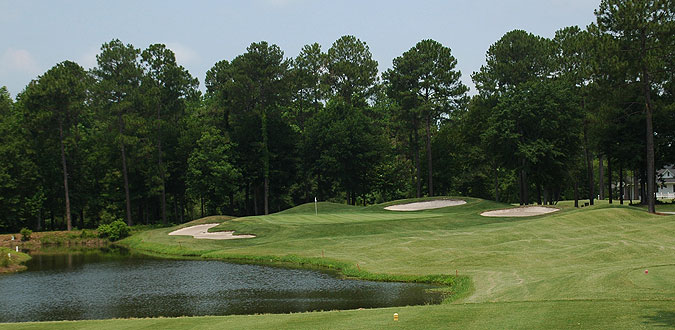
[0,229,107,249]
[4,197,675,329]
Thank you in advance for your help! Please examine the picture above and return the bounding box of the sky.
[0,0,601,98]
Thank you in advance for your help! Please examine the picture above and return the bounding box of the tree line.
[1,0,673,232]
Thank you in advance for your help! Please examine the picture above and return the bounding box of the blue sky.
[1,0,600,98]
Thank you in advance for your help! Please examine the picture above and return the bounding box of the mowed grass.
[4,197,675,329]
[555,198,675,213]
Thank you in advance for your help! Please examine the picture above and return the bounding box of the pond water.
[0,248,442,322]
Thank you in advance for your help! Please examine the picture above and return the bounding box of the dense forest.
[1,0,673,232]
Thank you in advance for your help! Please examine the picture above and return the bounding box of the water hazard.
[0,248,442,322]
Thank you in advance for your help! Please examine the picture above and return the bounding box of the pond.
[0,248,442,322]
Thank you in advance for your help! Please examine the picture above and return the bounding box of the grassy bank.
[0,229,108,250]
[2,197,674,328]
[0,247,31,273]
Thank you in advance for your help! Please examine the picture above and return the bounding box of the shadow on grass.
[643,310,675,328]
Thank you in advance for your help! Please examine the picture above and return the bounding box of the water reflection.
[0,249,441,322]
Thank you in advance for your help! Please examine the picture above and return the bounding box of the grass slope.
[4,197,674,329]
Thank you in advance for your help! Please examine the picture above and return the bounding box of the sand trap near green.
[384,199,467,211]
[168,224,255,240]
[480,206,559,217]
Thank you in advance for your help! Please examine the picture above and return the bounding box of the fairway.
[5,197,675,329]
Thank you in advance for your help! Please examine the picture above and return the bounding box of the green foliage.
[1,2,673,230]
[19,227,32,241]
[384,39,469,197]
[472,29,552,96]
[187,128,241,215]
[98,209,122,225]
[326,35,378,105]
[97,220,130,241]
[79,229,97,239]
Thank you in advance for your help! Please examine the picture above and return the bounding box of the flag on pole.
[314,197,318,215]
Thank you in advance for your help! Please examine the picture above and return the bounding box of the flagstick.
[315,197,318,216]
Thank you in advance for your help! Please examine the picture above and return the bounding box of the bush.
[79,229,97,239]
[20,228,32,241]
[97,220,130,241]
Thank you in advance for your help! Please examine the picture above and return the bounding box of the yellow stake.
[394,313,398,321]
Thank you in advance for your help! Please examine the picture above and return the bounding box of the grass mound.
[276,201,361,215]
[0,247,31,273]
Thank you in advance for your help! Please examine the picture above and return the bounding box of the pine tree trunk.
[523,169,528,205]
[494,163,499,202]
[245,183,250,215]
[519,168,525,205]
[262,109,270,215]
[425,113,433,197]
[583,118,595,205]
[59,120,72,231]
[119,115,132,226]
[157,104,167,225]
[179,194,185,223]
[641,32,656,213]
[598,154,605,200]
[253,186,259,216]
[633,170,640,204]
[413,122,421,198]
[619,164,624,205]
[264,176,270,215]
[574,179,579,208]
[607,156,613,204]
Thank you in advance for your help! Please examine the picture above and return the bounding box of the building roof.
[658,165,675,183]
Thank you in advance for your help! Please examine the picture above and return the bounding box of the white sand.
[662,211,675,215]
[384,199,467,211]
[480,206,560,217]
[168,224,255,240]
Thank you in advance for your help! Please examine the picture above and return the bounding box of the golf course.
[4,197,673,329]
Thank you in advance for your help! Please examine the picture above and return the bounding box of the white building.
[622,165,675,200]
[657,166,675,199]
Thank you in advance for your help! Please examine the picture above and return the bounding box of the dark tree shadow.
[643,310,675,328]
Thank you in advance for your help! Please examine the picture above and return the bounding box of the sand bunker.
[384,199,467,211]
[168,224,255,240]
[480,206,559,217]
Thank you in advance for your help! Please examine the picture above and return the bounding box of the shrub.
[0,254,9,268]
[80,229,96,239]
[20,228,32,241]
[97,220,130,241]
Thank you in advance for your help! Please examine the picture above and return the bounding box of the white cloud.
[0,48,39,75]
[164,42,199,65]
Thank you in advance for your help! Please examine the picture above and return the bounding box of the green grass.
[0,247,31,273]
[3,197,675,329]
[556,198,675,212]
